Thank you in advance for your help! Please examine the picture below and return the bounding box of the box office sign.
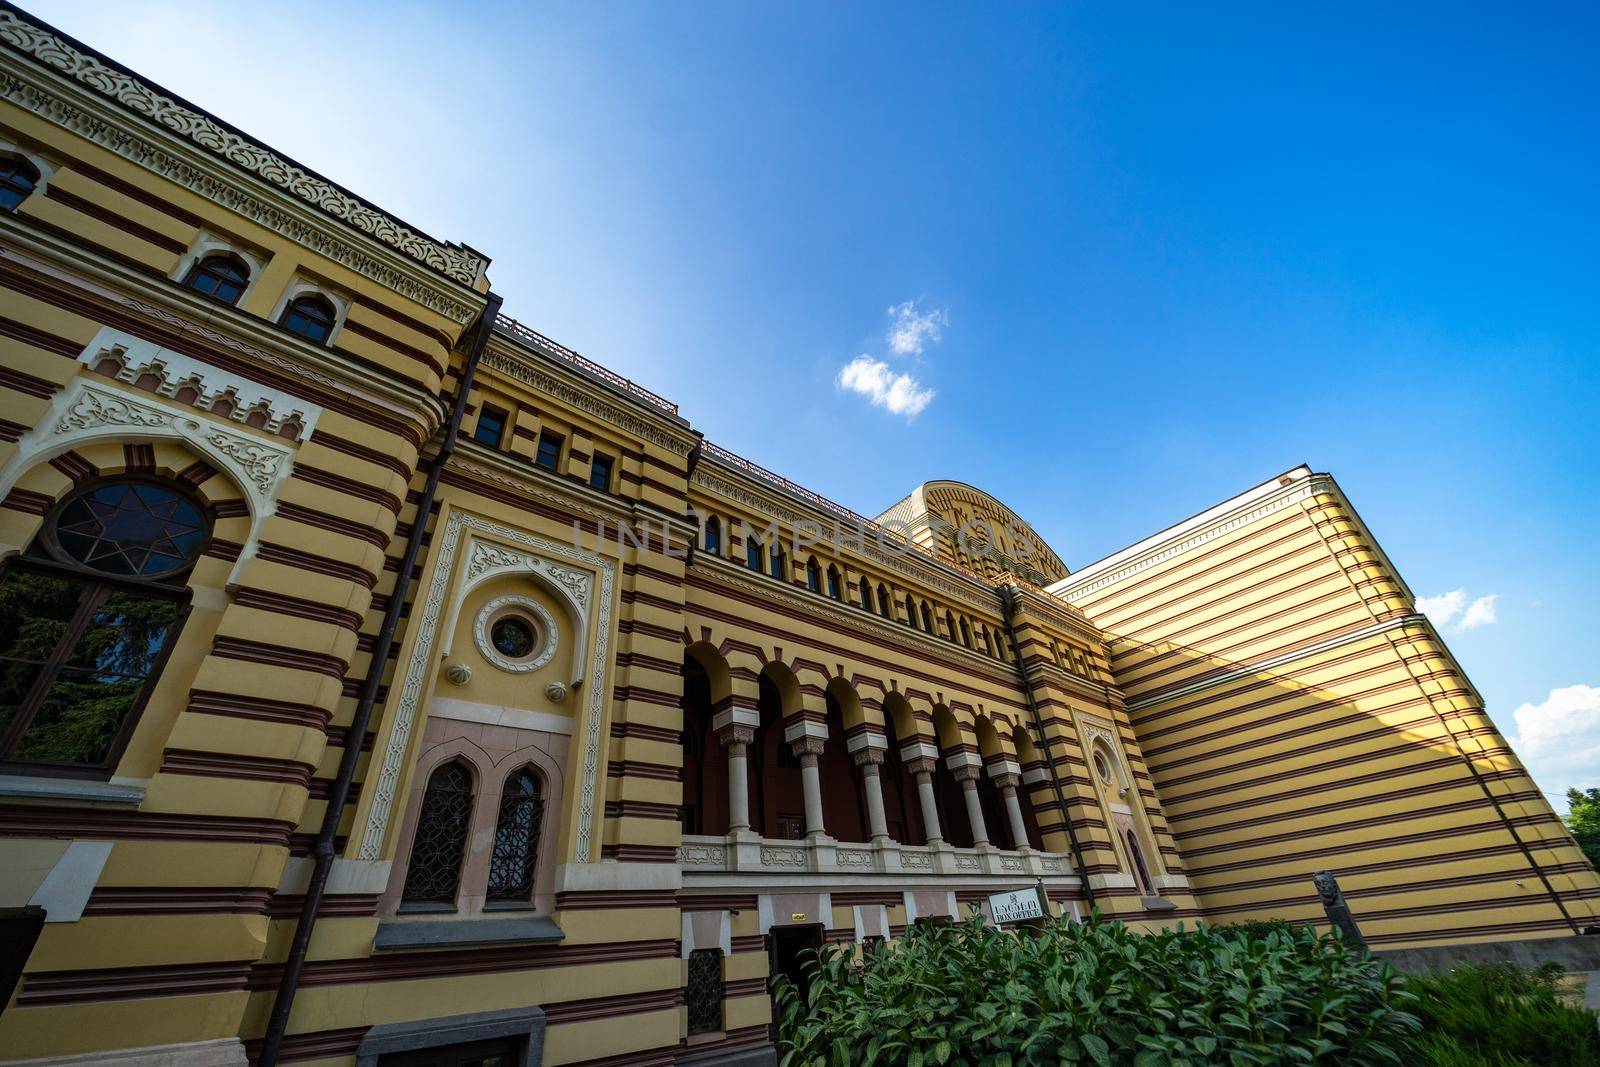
[988,886,1047,925]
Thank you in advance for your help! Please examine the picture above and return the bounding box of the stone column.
[905,755,944,845]
[713,704,759,835]
[992,771,1029,850]
[853,749,890,842]
[793,736,828,838]
[952,765,990,847]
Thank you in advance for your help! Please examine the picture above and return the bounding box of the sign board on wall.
[987,886,1047,925]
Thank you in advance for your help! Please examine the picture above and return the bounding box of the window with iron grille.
[686,949,724,1035]
[183,253,250,305]
[279,294,336,344]
[401,761,474,907]
[487,768,543,903]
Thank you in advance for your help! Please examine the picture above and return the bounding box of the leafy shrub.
[774,910,1419,1066]
[1404,962,1600,1066]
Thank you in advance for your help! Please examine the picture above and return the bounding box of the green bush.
[774,911,1419,1066]
[1404,962,1600,1066]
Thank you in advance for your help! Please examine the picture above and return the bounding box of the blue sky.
[37,2,1598,806]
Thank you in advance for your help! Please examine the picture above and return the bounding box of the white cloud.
[1505,684,1600,804]
[1415,589,1467,627]
[1414,588,1499,632]
[885,300,947,358]
[1458,594,1499,630]
[836,355,935,417]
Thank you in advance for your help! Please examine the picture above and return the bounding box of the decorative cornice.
[0,13,485,322]
[691,462,1001,617]
[480,341,697,455]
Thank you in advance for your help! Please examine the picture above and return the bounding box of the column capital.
[951,764,982,786]
[717,723,755,748]
[712,704,758,736]
[851,747,885,769]
[904,755,938,777]
[791,735,827,759]
[989,770,1021,792]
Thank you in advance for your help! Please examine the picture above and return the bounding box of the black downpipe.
[256,291,503,1066]
[999,586,1096,913]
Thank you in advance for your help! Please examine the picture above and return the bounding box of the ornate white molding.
[356,511,615,863]
[78,327,322,441]
[0,377,294,585]
[481,344,695,454]
[472,594,559,674]
[0,16,484,320]
[442,537,594,686]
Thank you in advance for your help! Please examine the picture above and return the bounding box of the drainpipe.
[999,585,1095,913]
[256,291,503,1066]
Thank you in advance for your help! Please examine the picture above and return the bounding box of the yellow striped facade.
[0,8,1592,1066]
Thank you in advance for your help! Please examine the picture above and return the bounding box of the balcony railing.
[494,314,680,415]
[679,833,1071,879]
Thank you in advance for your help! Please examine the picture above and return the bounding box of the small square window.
[589,453,614,491]
[535,433,563,471]
[473,406,507,448]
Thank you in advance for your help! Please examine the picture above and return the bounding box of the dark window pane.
[53,482,207,578]
[281,296,335,342]
[747,541,762,570]
[402,762,474,905]
[0,571,83,662]
[0,660,48,746]
[487,770,543,902]
[0,156,40,210]
[703,518,721,554]
[535,434,562,470]
[588,454,613,491]
[473,407,507,448]
[686,949,724,1035]
[11,667,143,765]
[62,592,178,677]
[184,255,249,306]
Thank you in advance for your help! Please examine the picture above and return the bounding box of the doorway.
[767,923,824,1038]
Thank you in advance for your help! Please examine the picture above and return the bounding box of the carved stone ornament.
[357,513,615,863]
[544,682,567,703]
[444,663,472,686]
[951,765,982,785]
[0,377,294,587]
[717,723,755,748]
[0,8,489,302]
[851,748,886,768]
[473,594,559,674]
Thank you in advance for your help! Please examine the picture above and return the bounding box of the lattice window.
[1126,829,1154,896]
[686,949,724,1035]
[401,761,474,906]
[487,768,544,903]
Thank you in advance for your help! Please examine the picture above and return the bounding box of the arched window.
[805,557,821,593]
[982,629,994,656]
[825,564,841,600]
[858,578,873,611]
[278,293,337,343]
[877,585,891,618]
[401,760,474,907]
[0,478,210,771]
[0,155,40,211]
[487,768,544,902]
[769,545,786,581]
[959,618,972,647]
[183,253,250,306]
[944,611,957,642]
[919,601,934,633]
[703,515,721,555]
[746,538,762,571]
[903,594,916,626]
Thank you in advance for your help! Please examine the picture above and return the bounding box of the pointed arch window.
[0,478,210,774]
[703,515,722,555]
[825,564,841,600]
[805,557,821,593]
[402,761,474,907]
[278,293,337,344]
[1125,829,1154,896]
[919,601,934,633]
[487,768,544,903]
[183,253,250,306]
[858,578,873,611]
[746,538,762,571]
[769,545,786,581]
[944,611,957,642]
[903,594,916,626]
[959,618,972,647]
[877,585,891,618]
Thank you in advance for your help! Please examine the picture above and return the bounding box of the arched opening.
[752,668,804,839]
[1125,829,1155,895]
[943,611,957,643]
[746,538,762,571]
[703,515,722,555]
[279,293,337,344]
[879,698,925,846]
[825,564,841,600]
[973,717,1013,849]
[857,577,873,611]
[959,618,972,648]
[919,601,934,633]
[183,252,250,306]
[679,650,728,836]
[876,584,891,618]
[930,708,972,849]
[805,556,821,593]
[768,545,786,581]
[1011,724,1046,850]
[903,594,916,627]
[820,687,866,842]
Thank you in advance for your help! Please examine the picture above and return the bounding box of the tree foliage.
[1566,788,1600,872]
